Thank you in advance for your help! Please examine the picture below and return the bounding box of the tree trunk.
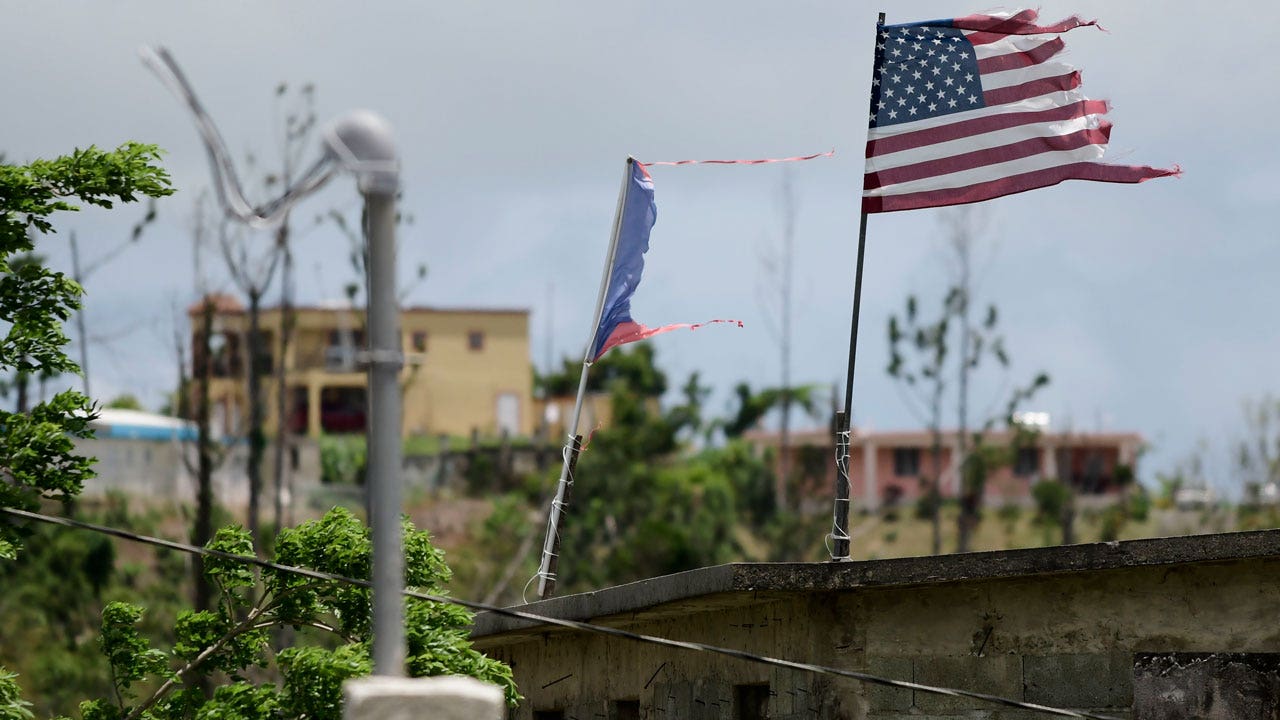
[955,238,975,553]
[1060,491,1076,545]
[928,430,942,555]
[957,483,979,553]
[15,370,28,413]
[246,291,265,547]
[1059,446,1076,545]
[271,230,293,531]
[774,172,795,513]
[193,299,215,613]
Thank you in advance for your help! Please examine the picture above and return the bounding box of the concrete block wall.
[483,556,1280,720]
[485,599,841,720]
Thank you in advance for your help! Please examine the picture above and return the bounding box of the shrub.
[1098,504,1127,542]
[318,435,365,485]
[997,503,1022,524]
[1128,486,1151,522]
[1031,480,1069,525]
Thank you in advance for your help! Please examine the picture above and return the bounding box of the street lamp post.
[322,113,405,675]
[142,46,406,675]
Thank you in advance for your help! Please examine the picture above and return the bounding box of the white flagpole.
[536,157,635,599]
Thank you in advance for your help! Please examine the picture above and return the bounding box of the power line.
[0,506,1119,720]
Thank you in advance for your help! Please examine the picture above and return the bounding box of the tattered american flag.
[863,9,1179,213]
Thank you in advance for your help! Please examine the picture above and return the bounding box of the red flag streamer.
[578,420,605,455]
[636,149,834,168]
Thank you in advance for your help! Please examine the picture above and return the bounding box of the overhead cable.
[138,46,338,230]
[0,506,1118,720]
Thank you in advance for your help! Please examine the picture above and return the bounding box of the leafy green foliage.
[0,144,173,552]
[99,603,173,695]
[2,505,515,719]
[1098,504,1127,542]
[1032,480,1070,527]
[0,669,34,720]
[553,346,783,589]
[718,382,820,439]
[105,395,144,411]
[52,508,518,720]
[318,434,366,485]
[886,284,1049,554]
[536,343,668,398]
[0,145,516,718]
[276,646,368,720]
[0,498,187,717]
[192,684,277,720]
[1128,485,1151,522]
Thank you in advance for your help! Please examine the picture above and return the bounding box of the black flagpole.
[832,11,885,561]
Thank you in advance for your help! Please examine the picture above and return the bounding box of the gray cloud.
[4,1,1277,492]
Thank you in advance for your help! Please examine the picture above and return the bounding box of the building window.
[411,330,428,353]
[1013,447,1040,477]
[893,447,920,477]
[327,328,365,348]
[319,387,367,435]
[611,700,640,720]
[734,684,770,720]
[325,329,364,371]
[468,330,485,351]
[289,387,309,435]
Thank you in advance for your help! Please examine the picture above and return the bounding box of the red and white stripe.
[863,11,1177,213]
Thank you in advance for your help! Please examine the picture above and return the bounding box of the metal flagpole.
[536,157,634,599]
[832,12,885,561]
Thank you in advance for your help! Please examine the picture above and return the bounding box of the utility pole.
[69,232,91,400]
[66,202,158,400]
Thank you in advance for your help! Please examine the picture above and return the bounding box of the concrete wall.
[78,433,553,510]
[477,554,1280,719]
[79,436,322,510]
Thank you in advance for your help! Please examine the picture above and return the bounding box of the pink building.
[744,426,1143,512]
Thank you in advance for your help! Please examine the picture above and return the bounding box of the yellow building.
[191,297,533,439]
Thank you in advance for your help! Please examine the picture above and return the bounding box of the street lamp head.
[322,110,400,196]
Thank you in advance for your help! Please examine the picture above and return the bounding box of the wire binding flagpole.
[536,157,634,599]
[831,12,885,561]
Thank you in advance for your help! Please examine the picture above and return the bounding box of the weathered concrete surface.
[473,531,1280,719]
[1023,653,1133,709]
[343,675,503,720]
[473,529,1280,638]
[1133,653,1280,720]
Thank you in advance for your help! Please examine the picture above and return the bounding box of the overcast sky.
[4,2,1277,492]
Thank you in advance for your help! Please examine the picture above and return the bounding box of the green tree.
[0,146,514,718]
[886,292,949,554]
[0,669,33,720]
[535,342,668,399]
[106,395,145,411]
[549,345,777,590]
[718,383,820,441]
[0,497,192,717]
[1234,395,1280,502]
[0,143,173,558]
[886,209,1049,554]
[82,509,514,720]
[0,143,172,713]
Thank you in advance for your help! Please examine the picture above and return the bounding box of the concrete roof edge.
[471,563,739,638]
[471,530,1280,639]
[731,529,1280,592]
